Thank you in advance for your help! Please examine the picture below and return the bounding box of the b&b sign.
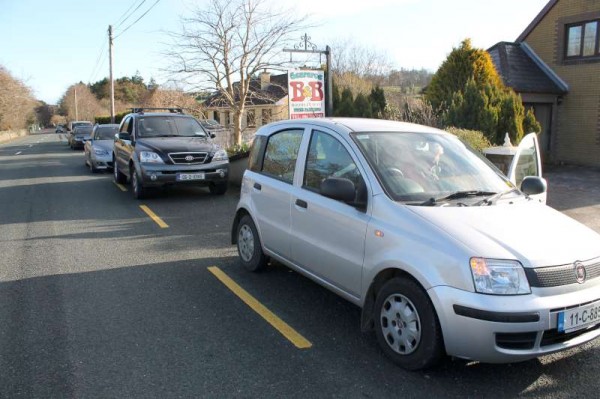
[287,70,325,119]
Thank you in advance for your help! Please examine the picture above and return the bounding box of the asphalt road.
[1,129,599,398]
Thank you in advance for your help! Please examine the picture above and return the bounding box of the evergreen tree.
[369,86,386,118]
[335,88,355,117]
[354,93,373,118]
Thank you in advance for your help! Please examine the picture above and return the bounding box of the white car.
[232,118,600,370]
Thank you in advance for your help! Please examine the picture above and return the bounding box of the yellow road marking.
[139,205,169,228]
[113,181,127,192]
[207,266,312,349]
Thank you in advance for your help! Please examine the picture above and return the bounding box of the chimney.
[260,70,271,90]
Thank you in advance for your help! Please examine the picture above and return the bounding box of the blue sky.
[0,0,549,104]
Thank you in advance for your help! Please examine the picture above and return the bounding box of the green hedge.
[94,111,129,125]
[445,126,491,152]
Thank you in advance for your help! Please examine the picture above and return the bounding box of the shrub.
[446,126,492,152]
[94,111,128,125]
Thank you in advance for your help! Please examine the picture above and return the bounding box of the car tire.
[236,215,268,272]
[130,166,147,200]
[209,183,228,195]
[373,277,444,371]
[113,157,127,184]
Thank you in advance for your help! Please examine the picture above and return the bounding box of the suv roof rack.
[130,107,185,114]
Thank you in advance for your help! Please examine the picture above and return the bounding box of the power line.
[114,0,144,28]
[114,0,161,39]
[88,41,107,83]
[115,0,147,30]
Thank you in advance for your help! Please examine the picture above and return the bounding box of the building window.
[565,20,599,59]
[262,109,272,125]
[247,110,256,127]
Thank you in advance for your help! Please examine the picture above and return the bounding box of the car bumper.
[428,283,600,363]
[139,161,229,187]
[91,153,113,169]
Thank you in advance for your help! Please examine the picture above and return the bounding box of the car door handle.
[253,182,262,191]
[295,199,308,209]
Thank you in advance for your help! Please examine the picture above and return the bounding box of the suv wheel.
[131,166,147,199]
[236,215,268,272]
[113,157,127,184]
[374,277,444,370]
[209,183,228,195]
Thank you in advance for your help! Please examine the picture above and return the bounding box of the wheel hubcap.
[380,294,421,355]
[238,224,254,262]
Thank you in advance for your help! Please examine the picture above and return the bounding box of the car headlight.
[212,149,228,162]
[93,148,109,156]
[139,151,164,164]
[470,258,530,295]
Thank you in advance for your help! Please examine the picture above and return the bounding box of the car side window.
[249,135,267,172]
[304,130,363,193]
[261,129,304,184]
[120,117,130,134]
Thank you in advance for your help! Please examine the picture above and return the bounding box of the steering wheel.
[384,167,404,178]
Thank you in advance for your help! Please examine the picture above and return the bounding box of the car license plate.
[177,173,205,181]
[558,300,600,333]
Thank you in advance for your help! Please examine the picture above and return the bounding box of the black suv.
[113,108,229,199]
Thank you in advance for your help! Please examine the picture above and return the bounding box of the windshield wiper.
[419,190,497,206]
[473,189,518,206]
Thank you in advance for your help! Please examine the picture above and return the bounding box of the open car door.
[507,133,546,204]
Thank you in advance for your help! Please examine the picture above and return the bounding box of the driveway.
[545,165,600,233]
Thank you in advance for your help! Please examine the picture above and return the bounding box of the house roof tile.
[488,41,568,95]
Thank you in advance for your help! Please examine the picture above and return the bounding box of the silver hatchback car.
[232,118,600,370]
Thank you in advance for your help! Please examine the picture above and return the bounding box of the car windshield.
[352,131,513,204]
[74,126,93,135]
[96,126,119,140]
[137,116,207,138]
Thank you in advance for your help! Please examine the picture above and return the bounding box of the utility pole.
[74,87,78,120]
[108,25,115,123]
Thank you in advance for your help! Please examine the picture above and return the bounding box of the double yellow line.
[208,266,312,349]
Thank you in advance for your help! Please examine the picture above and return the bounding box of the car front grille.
[525,259,600,288]
[168,152,208,165]
[495,332,537,350]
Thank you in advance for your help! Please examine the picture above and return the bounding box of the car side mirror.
[520,176,547,196]
[320,177,357,204]
[210,133,216,139]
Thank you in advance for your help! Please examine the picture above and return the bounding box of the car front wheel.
[113,157,127,184]
[131,166,147,199]
[236,215,268,272]
[374,277,444,370]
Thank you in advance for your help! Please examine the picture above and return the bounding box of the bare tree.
[167,0,308,145]
[58,83,106,122]
[330,38,392,81]
[0,66,38,131]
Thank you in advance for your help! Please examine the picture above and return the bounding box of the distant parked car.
[55,125,65,133]
[84,124,119,172]
[67,120,93,133]
[69,125,93,149]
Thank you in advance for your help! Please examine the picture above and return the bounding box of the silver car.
[232,118,600,370]
[84,124,119,172]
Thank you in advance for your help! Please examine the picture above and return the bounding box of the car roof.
[96,124,119,127]
[256,118,447,136]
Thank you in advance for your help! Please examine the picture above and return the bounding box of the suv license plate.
[558,300,600,333]
[177,173,205,181]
